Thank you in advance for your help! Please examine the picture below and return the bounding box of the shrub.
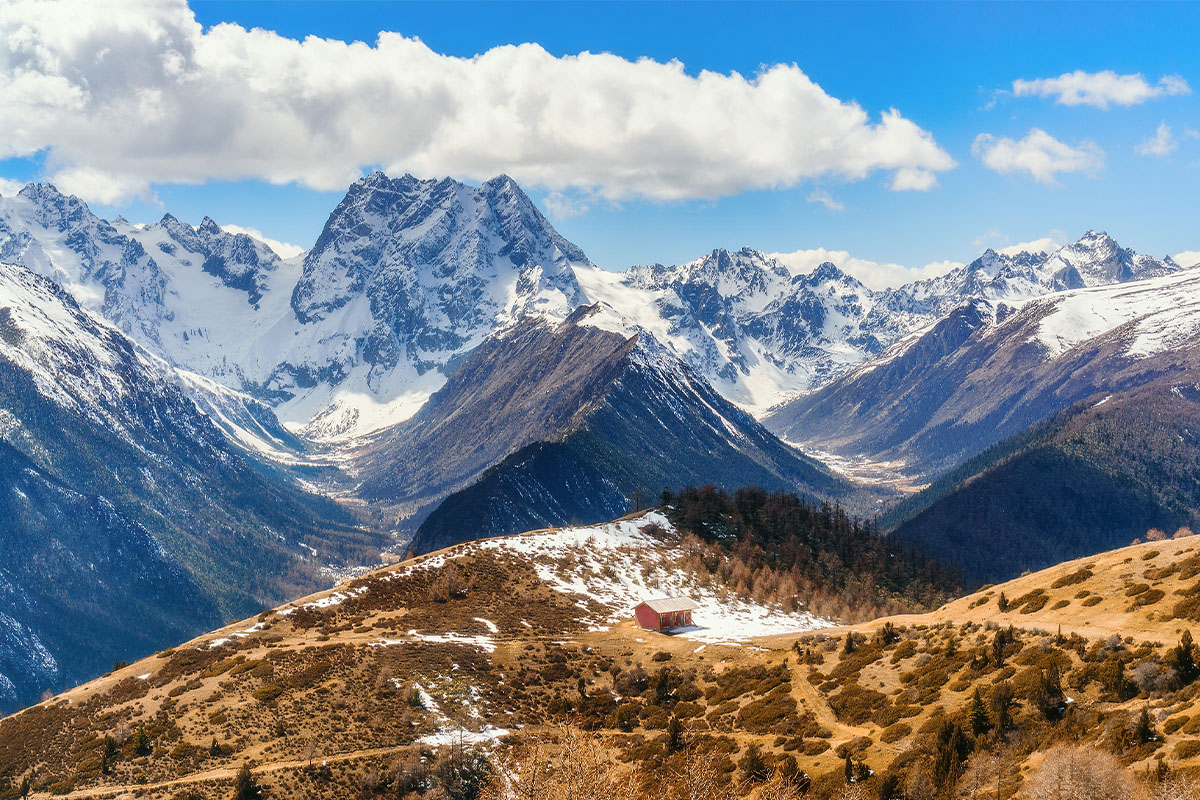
[430,565,469,603]
[1052,568,1094,589]
[253,684,284,704]
[1175,740,1200,760]
[233,763,263,800]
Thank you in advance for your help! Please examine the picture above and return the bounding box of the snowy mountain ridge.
[0,176,1184,439]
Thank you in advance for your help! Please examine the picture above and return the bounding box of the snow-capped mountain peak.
[266,171,593,437]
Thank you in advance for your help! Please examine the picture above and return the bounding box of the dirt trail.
[52,743,411,799]
[786,656,872,743]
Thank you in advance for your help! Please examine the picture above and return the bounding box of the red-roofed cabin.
[634,597,697,632]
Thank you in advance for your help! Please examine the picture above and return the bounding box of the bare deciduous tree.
[482,727,636,800]
[1020,745,1137,800]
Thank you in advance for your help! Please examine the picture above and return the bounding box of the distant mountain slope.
[884,371,1200,585]
[355,304,848,551]
[0,183,297,388]
[580,232,1180,414]
[0,262,381,712]
[767,265,1200,478]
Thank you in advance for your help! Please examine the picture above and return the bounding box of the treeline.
[659,486,961,622]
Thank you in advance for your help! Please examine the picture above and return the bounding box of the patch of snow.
[370,630,497,653]
[1033,267,1200,359]
[479,512,830,643]
[418,726,511,747]
[413,680,510,748]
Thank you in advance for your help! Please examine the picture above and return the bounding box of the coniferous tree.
[1171,630,1199,685]
[739,744,769,783]
[843,633,856,655]
[967,688,992,736]
[666,715,683,753]
[931,719,972,795]
[233,763,263,800]
[1135,705,1156,744]
[131,727,152,756]
[844,752,854,784]
[1103,658,1129,699]
[991,630,1007,667]
[1034,665,1066,720]
[101,735,117,774]
[997,592,1008,612]
[990,681,1015,733]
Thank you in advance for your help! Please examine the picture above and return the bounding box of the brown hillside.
[5,520,1200,799]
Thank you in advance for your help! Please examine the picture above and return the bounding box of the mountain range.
[2,171,1199,709]
[5,177,1184,443]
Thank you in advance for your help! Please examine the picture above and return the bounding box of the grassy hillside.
[8,514,1200,799]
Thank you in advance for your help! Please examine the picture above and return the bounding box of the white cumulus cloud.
[998,231,1067,256]
[1175,251,1200,268]
[218,223,305,259]
[972,129,1104,185]
[0,177,24,197]
[1012,70,1190,109]
[0,0,956,206]
[806,188,844,211]
[1136,122,1177,157]
[769,247,961,290]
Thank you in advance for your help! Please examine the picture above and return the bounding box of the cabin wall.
[634,604,660,630]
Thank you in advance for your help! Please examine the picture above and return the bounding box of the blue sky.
[2,1,1198,283]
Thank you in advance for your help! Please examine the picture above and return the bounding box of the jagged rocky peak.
[964,248,1011,277]
[800,260,863,289]
[1041,230,1178,290]
[626,247,792,299]
[291,172,589,326]
[685,247,789,285]
[11,182,106,237]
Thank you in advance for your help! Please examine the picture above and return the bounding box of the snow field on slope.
[1034,267,1200,359]
[479,513,830,643]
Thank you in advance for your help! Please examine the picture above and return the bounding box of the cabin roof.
[638,596,697,613]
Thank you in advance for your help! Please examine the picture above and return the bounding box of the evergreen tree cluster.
[660,486,962,619]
